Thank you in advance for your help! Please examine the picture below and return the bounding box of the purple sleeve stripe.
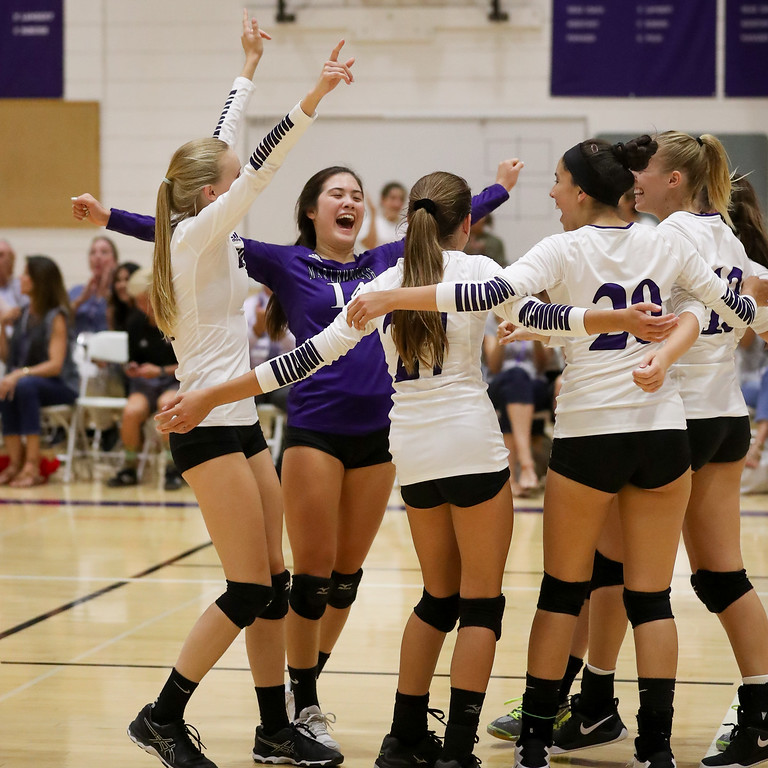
[518,300,573,332]
[212,89,237,138]
[454,276,516,312]
[268,340,324,386]
[249,114,295,171]
[721,288,755,324]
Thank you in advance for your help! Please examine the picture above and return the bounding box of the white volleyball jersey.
[171,103,315,426]
[257,251,511,486]
[660,212,768,419]
[434,223,756,439]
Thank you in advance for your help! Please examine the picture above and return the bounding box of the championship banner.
[551,0,717,97]
[0,0,63,98]
[726,0,768,96]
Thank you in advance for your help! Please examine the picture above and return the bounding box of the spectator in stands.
[69,236,119,336]
[466,213,507,266]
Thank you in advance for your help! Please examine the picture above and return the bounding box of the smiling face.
[550,159,583,231]
[632,153,676,219]
[307,172,365,251]
[380,185,406,223]
[88,237,118,276]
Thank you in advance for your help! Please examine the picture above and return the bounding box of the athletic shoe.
[252,723,343,766]
[633,750,676,768]
[487,698,570,742]
[551,696,628,753]
[295,705,340,751]
[108,466,138,487]
[717,729,734,753]
[434,756,481,768]
[700,724,768,767]
[374,732,442,768]
[164,466,184,491]
[127,703,217,768]
[515,738,551,768]
[285,684,296,722]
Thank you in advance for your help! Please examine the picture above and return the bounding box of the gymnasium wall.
[5,0,768,284]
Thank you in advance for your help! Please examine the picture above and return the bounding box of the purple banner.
[726,1,768,96]
[551,1,717,97]
[0,0,63,98]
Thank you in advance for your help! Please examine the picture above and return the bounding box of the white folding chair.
[63,331,129,481]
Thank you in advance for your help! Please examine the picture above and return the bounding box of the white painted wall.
[5,0,767,286]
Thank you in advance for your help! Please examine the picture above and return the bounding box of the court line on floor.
[0,540,213,640]
[0,659,737,689]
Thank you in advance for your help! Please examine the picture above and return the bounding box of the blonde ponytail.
[150,137,230,337]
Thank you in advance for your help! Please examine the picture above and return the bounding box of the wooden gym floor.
[2,476,768,768]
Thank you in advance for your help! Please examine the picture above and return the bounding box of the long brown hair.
[265,166,365,339]
[151,137,230,336]
[391,172,471,375]
[731,176,768,269]
[26,256,70,318]
[655,131,733,228]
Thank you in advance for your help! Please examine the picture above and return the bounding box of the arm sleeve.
[669,285,707,331]
[107,209,157,242]
[212,77,256,146]
[671,237,757,328]
[179,104,315,255]
[254,305,373,392]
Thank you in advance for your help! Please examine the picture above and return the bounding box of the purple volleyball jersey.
[107,183,508,435]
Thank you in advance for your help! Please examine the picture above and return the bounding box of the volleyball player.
[87,15,354,768]
[343,136,768,768]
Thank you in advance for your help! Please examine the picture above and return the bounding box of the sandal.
[0,464,21,485]
[9,466,46,488]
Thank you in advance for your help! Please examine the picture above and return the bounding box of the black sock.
[579,666,615,716]
[391,691,430,745]
[256,685,290,735]
[520,673,560,745]
[740,683,768,727]
[289,665,319,715]
[317,651,331,676]
[152,668,198,724]
[635,678,675,758]
[559,655,584,704]
[442,688,485,762]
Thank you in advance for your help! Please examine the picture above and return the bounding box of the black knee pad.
[328,568,363,610]
[623,587,674,628]
[458,594,506,640]
[260,570,291,620]
[413,589,460,633]
[289,573,332,620]
[590,550,624,593]
[215,580,274,628]
[537,572,590,616]
[691,569,753,614]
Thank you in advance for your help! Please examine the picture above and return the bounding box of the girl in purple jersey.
[72,16,353,768]
[75,157,522,751]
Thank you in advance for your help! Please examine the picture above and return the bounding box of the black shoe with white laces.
[164,466,184,491]
[700,724,768,768]
[434,756,481,768]
[634,749,677,768]
[127,703,217,768]
[252,722,343,766]
[551,695,628,753]
[108,466,138,487]
[375,731,443,768]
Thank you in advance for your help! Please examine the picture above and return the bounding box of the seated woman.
[106,268,182,490]
[0,255,79,487]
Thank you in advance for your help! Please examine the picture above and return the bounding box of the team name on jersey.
[306,263,377,284]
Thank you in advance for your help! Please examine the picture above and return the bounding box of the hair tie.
[162,177,172,185]
[696,137,704,147]
[413,198,437,216]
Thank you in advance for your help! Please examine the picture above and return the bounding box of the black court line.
[0,497,201,508]
[0,660,735,687]
[0,540,213,641]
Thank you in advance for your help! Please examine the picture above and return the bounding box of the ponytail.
[391,172,471,375]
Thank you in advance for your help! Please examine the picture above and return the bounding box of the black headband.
[563,143,623,207]
[413,198,437,216]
